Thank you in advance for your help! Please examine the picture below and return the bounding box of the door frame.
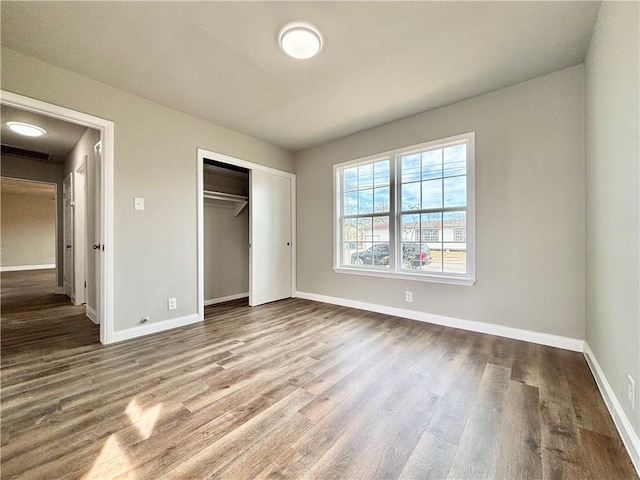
[196,148,296,320]
[1,90,115,345]
[73,159,87,305]
[63,172,74,299]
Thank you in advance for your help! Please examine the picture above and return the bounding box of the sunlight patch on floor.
[82,436,134,479]
[126,399,163,440]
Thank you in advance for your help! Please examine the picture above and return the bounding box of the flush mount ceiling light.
[7,121,46,137]
[279,23,322,59]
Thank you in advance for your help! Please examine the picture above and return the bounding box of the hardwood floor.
[1,270,637,479]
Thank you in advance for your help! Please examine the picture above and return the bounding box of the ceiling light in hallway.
[7,121,46,137]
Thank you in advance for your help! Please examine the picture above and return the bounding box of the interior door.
[93,142,102,323]
[73,164,86,306]
[249,170,292,306]
[63,173,74,298]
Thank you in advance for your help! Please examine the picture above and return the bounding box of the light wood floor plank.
[494,380,543,479]
[446,363,511,480]
[398,432,457,480]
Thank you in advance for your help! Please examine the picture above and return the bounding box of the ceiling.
[0,1,601,152]
[1,105,89,165]
[0,177,56,199]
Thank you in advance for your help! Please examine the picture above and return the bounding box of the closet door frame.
[196,148,296,320]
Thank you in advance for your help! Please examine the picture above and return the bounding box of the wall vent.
[1,144,52,162]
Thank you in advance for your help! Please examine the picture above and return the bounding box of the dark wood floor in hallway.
[1,269,637,479]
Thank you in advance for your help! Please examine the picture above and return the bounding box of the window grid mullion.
[342,212,390,220]
[400,206,467,215]
[338,169,343,268]
[391,154,398,270]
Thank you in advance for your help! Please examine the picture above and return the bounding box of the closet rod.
[203,190,247,202]
[203,189,248,216]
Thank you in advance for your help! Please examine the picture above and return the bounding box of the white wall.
[585,0,639,448]
[1,47,293,333]
[295,65,586,340]
[1,192,56,268]
[64,128,99,174]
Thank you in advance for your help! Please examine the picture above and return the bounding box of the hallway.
[1,269,99,362]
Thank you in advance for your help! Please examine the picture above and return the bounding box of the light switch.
[134,197,145,211]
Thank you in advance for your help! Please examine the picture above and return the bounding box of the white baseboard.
[204,292,249,306]
[294,291,584,352]
[1,264,55,272]
[111,313,201,344]
[584,343,640,475]
[86,306,99,324]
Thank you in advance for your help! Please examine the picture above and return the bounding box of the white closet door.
[249,170,292,306]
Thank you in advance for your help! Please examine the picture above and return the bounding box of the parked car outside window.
[351,243,431,269]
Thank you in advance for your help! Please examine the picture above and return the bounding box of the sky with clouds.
[342,144,467,216]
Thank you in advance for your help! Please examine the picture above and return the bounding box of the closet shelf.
[203,190,248,216]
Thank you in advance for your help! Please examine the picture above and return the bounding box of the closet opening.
[197,148,297,320]
[203,159,250,307]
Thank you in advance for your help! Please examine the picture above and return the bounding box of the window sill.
[332,266,476,286]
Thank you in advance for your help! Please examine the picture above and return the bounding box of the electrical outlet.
[405,291,413,302]
[167,297,177,310]
[627,375,636,409]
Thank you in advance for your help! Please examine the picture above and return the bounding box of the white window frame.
[333,131,476,286]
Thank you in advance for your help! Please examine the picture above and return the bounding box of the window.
[339,158,390,269]
[334,132,475,285]
[454,228,466,243]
